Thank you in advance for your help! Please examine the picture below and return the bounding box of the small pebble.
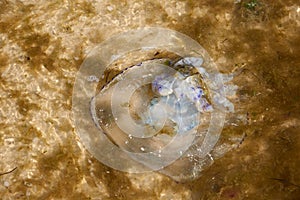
[107,5,114,11]
[4,181,9,187]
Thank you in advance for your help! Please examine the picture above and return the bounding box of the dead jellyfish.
[72,27,240,181]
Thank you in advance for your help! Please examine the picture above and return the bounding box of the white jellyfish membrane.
[72,27,235,178]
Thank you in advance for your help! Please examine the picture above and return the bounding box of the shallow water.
[0,0,299,199]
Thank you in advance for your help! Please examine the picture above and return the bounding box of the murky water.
[0,0,299,199]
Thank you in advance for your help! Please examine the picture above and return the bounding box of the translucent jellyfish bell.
[72,27,238,181]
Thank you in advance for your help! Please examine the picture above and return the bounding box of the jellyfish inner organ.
[93,57,214,143]
[144,65,212,135]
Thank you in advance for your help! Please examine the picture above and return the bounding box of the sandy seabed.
[0,0,299,199]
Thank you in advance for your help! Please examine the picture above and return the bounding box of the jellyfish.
[72,27,239,182]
